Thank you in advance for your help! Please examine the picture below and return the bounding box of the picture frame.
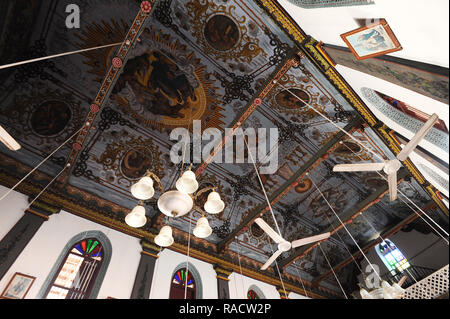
[1,273,36,299]
[340,19,402,60]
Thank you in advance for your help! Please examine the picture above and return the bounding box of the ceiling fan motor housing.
[383,159,402,175]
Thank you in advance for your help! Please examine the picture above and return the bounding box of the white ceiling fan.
[333,114,440,202]
[254,218,331,270]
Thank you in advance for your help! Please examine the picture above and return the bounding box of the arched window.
[37,231,112,299]
[169,268,196,299]
[247,285,265,299]
[44,238,104,299]
[375,239,411,276]
[247,289,260,299]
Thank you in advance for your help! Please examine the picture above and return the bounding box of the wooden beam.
[312,201,436,285]
[195,50,300,176]
[278,167,410,269]
[217,117,362,252]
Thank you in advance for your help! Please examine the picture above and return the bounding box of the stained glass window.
[376,239,410,276]
[170,268,196,299]
[46,238,104,299]
[247,289,259,299]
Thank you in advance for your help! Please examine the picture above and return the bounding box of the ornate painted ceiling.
[0,0,448,297]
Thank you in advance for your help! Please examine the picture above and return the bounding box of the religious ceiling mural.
[0,0,447,298]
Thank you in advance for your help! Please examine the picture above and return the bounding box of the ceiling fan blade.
[291,232,331,248]
[254,218,284,244]
[388,171,398,202]
[397,113,439,162]
[333,163,385,172]
[261,250,283,270]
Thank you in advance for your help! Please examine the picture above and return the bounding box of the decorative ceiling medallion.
[94,136,164,186]
[204,15,240,51]
[275,88,311,110]
[186,0,266,63]
[76,19,130,82]
[265,74,323,120]
[30,100,72,137]
[294,178,312,193]
[1,88,83,146]
[111,28,224,131]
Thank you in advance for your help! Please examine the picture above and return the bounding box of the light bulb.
[131,176,155,200]
[155,225,174,247]
[176,170,199,194]
[193,217,212,238]
[125,204,147,228]
[204,191,225,214]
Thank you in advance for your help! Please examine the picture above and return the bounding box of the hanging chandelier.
[359,278,406,299]
[125,166,225,247]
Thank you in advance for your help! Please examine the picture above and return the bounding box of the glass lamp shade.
[131,176,155,200]
[157,190,194,217]
[381,281,394,299]
[193,217,212,239]
[360,288,372,299]
[154,226,174,247]
[391,283,405,297]
[204,191,225,214]
[125,205,147,228]
[176,170,199,194]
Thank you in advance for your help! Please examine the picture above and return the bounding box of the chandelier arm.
[146,170,164,193]
[192,204,207,217]
[193,186,217,200]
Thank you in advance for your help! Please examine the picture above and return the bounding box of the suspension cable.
[318,243,348,299]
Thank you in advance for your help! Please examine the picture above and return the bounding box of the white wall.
[0,191,142,299]
[228,272,280,299]
[279,0,449,67]
[0,185,29,240]
[149,248,218,299]
[0,188,305,300]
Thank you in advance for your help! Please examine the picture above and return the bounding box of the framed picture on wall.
[340,19,402,60]
[1,273,36,299]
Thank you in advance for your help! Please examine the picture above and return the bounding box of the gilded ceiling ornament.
[111,28,224,130]
[1,88,84,147]
[265,74,323,121]
[185,0,266,63]
[77,21,225,131]
[93,136,164,187]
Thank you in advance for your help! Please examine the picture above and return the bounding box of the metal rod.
[0,43,123,70]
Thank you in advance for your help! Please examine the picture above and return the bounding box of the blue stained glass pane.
[175,274,182,284]
[187,280,193,285]
[75,244,84,254]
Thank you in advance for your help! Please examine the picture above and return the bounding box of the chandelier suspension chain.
[149,245,162,299]
[26,166,68,211]
[279,83,385,162]
[282,80,448,240]
[340,142,449,243]
[184,211,193,300]
[0,126,84,202]
[293,261,310,298]
[236,237,247,298]
[318,243,348,299]
[323,211,364,275]
[0,43,123,70]
[243,133,283,237]
[267,237,288,298]
[309,176,383,282]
